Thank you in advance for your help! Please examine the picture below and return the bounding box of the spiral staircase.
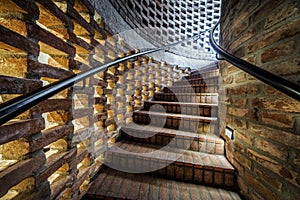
[84,66,241,199]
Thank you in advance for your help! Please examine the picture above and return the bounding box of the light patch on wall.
[38,52,50,65]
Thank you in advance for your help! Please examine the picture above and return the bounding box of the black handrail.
[209,22,300,101]
[0,30,208,126]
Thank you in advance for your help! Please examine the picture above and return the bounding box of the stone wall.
[0,0,188,199]
[220,0,300,199]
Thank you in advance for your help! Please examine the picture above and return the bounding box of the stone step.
[85,167,241,200]
[153,92,219,103]
[133,110,218,134]
[105,141,236,190]
[163,84,218,94]
[143,100,218,117]
[174,75,219,86]
[121,123,224,155]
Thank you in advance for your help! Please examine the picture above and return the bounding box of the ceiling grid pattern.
[109,0,221,60]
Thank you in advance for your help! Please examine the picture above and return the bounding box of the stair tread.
[86,167,241,200]
[109,141,234,170]
[122,123,223,144]
[134,110,218,121]
[145,100,218,106]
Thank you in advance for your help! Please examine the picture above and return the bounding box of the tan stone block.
[266,58,300,76]
[228,107,254,119]
[264,2,298,29]
[247,149,280,174]
[233,117,247,129]
[234,151,252,170]
[247,18,300,53]
[234,72,248,83]
[245,171,277,200]
[255,139,288,161]
[261,40,295,63]
[249,124,300,149]
[253,97,300,113]
[231,97,248,107]
[48,55,69,69]
[0,18,27,36]
[237,177,249,197]
[229,83,259,95]
[0,56,27,78]
[0,138,29,160]
[235,130,254,146]
[47,110,70,124]
[254,166,283,192]
[260,111,294,128]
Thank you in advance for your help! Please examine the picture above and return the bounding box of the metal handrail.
[209,21,300,101]
[0,30,208,126]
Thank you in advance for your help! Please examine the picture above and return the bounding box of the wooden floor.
[85,167,241,200]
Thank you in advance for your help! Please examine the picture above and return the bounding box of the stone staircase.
[85,67,241,199]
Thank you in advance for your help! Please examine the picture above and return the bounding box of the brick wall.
[0,0,188,199]
[220,0,300,199]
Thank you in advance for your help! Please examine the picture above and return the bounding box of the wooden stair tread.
[108,141,235,170]
[86,167,241,200]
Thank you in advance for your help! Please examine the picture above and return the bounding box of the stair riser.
[163,85,218,94]
[143,102,218,117]
[121,131,224,155]
[154,94,218,104]
[133,113,218,134]
[174,77,219,86]
[105,153,235,190]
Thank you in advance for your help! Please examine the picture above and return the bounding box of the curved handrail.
[209,22,300,101]
[0,30,208,126]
